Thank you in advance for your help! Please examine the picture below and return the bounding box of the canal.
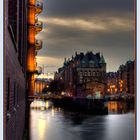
[29,100,134,140]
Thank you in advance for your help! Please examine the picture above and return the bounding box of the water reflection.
[29,100,134,140]
[108,101,134,114]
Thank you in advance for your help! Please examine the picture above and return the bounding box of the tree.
[42,86,48,94]
[48,79,65,94]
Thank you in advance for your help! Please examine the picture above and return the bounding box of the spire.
[63,58,67,66]
[99,55,106,64]
[72,55,74,60]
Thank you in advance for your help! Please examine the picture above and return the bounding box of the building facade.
[57,52,107,97]
[27,0,43,97]
[106,72,118,94]
[117,60,134,94]
[4,0,28,139]
[106,60,134,95]
[35,78,52,94]
[4,0,43,140]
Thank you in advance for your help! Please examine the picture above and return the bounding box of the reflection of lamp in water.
[108,101,118,112]
[46,101,49,109]
[51,108,55,117]
[38,119,48,140]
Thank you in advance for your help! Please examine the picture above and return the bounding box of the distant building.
[35,78,52,94]
[57,52,106,97]
[106,72,118,94]
[117,60,134,94]
[106,60,134,95]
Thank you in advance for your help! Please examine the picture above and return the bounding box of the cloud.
[39,15,134,32]
[36,56,64,71]
[40,0,134,18]
[36,0,134,72]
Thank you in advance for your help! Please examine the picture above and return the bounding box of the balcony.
[35,50,38,56]
[35,1,43,14]
[35,20,43,34]
[35,40,42,50]
[36,66,42,75]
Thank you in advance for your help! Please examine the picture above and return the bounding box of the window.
[18,0,24,65]
[88,71,91,76]
[17,84,19,105]
[6,78,10,111]
[93,71,95,76]
[13,82,16,106]
[85,71,87,76]
[8,0,18,43]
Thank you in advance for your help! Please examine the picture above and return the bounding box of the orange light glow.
[108,102,118,112]
[27,47,36,72]
[29,0,35,5]
[28,27,35,44]
[28,7,35,25]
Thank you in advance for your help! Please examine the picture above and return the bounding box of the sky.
[36,0,134,73]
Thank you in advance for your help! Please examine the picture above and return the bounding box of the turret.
[99,55,106,71]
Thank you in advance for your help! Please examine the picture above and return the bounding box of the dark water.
[29,101,134,140]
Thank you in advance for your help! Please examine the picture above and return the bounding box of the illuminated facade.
[34,78,50,94]
[106,60,134,95]
[27,0,43,96]
[106,72,118,94]
[117,60,134,94]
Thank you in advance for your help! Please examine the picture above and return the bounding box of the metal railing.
[35,39,42,50]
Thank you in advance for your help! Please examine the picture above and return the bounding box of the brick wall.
[4,0,28,140]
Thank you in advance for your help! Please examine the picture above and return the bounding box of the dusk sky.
[36,0,134,73]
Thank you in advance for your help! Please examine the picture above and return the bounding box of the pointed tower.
[63,58,67,66]
[99,54,106,71]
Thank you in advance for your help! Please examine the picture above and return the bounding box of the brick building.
[4,0,43,140]
[106,72,118,94]
[117,60,134,94]
[106,60,134,95]
[4,0,28,139]
[35,78,52,94]
[27,0,43,96]
[57,52,106,97]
